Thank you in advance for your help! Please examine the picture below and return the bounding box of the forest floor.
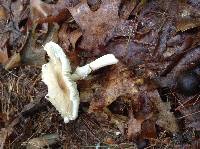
[0,0,200,148]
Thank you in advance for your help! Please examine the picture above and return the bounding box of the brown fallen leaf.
[58,23,81,69]
[79,78,97,102]
[68,0,123,49]
[176,19,200,32]
[0,0,30,59]
[10,0,29,26]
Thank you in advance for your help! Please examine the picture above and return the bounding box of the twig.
[177,111,200,119]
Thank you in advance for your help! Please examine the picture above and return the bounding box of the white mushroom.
[42,41,118,123]
[42,42,79,123]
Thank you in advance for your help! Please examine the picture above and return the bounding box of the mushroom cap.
[42,41,80,123]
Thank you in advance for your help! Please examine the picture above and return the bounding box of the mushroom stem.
[71,54,118,80]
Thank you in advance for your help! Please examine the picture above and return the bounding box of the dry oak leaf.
[68,0,123,49]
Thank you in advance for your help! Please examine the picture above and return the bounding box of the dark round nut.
[176,71,200,96]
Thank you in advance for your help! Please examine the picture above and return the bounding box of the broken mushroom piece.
[42,41,118,123]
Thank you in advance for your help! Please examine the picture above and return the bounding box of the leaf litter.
[0,0,200,148]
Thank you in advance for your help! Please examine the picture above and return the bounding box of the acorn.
[176,71,200,96]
